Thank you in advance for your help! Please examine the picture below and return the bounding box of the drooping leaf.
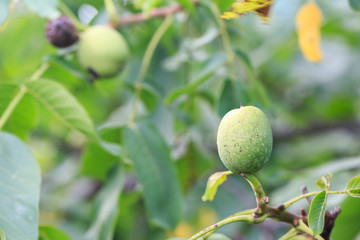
[221,0,273,21]
[349,0,360,11]
[39,225,72,240]
[22,0,59,18]
[85,165,125,240]
[123,121,183,229]
[296,2,323,63]
[26,79,97,141]
[0,84,36,140]
[0,132,41,240]
[0,0,11,27]
[202,171,232,202]
[346,175,360,198]
[308,190,327,235]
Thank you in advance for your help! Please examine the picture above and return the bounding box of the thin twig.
[301,185,313,204]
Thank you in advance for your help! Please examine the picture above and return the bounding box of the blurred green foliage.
[0,0,360,240]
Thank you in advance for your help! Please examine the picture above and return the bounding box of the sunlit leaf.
[39,226,71,240]
[220,0,273,21]
[308,190,327,235]
[346,175,360,198]
[296,2,323,63]
[0,132,41,240]
[202,171,232,202]
[26,79,97,141]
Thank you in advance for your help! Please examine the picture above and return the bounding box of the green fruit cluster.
[216,106,273,174]
[77,26,129,77]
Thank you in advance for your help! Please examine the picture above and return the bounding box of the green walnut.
[77,26,129,77]
[207,233,231,240]
[216,105,273,174]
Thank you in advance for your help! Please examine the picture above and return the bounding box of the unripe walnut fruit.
[217,106,273,174]
[77,26,129,77]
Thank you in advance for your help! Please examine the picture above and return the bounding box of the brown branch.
[116,1,199,26]
[301,185,313,205]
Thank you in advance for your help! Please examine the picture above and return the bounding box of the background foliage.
[0,0,360,239]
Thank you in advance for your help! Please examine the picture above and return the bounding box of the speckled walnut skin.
[217,106,273,173]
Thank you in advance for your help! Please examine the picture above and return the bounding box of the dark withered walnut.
[46,15,79,48]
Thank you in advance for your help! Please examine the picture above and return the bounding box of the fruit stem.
[241,173,268,214]
[104,0,118,25]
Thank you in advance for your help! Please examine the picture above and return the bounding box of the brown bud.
[46,15,78,48]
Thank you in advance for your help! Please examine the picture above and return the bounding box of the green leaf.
[85,165,125,240]
[22,0,59,18]
[346,175,360,198]
[26,79,97,141]
[202,171,232,202]
[217,79,251,117]
[123,121,183,229]
[0,132,41,240]
[176,0,194,11]
[39,225,71,240]
[308,190,327,235]
[127,83,159,112]
[316,176,327,189]
[0,84,36,139]
[0,0,10,26]
[234,50,270,108]
[331,196,360,240]
[164,53,227,105]
[81,142,117,181]
[349,0,360,11]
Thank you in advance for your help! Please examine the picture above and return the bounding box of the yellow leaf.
[296,2,323,63]
[221,11,241,20]
[220,0,273,20]
[201,171,232,202]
